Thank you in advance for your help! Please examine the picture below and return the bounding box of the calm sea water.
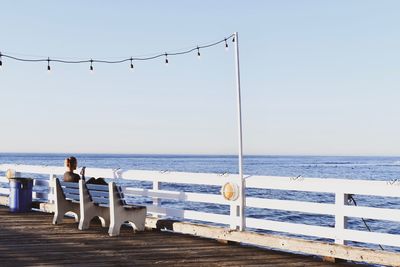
[1,153,399,251]
[1,153,400,179]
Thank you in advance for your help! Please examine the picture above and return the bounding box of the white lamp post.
[233,32,245,231]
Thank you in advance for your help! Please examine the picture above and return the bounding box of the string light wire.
[0,34,235,68]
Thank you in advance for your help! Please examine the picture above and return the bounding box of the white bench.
[52,178,81,224]
[78,179,147,237]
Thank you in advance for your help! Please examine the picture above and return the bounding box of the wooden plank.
[64,193,80,202]
[86,184,109,191]
[60,181,79,189]
[28,202,400,266]
[91,196,109,205]
[89,190,109,198]
[145,217,400,267]
[62,187,79,195]
[0,206,354,267]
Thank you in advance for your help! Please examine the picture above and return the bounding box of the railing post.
[152,180,161,217]
[335,191,349,245]
[49,174,56,204]
[228,175,245,230]
[33,178,41,201]
[230,203,239,230]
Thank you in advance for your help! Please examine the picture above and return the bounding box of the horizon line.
[0,152,399,158]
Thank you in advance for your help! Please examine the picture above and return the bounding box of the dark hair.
[65,156,77,168]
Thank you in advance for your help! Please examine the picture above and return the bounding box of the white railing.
[0,164,399,249]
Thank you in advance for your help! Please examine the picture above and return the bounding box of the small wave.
[320,161,354,165]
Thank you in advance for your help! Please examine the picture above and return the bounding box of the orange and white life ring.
[221,182,239,201]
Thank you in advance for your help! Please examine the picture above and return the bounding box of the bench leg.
[53,179,68,225]
[99,216,110,228]
[108,219,122,237]
[128,209,146,231]
[53,210,64,225]
[78,216,92,230]
[53,178,80,225]
[72,213,79,222]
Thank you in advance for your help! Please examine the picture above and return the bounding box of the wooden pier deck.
[0,206,363,267]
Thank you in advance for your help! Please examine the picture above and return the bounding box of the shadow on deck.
[0,206,362,266]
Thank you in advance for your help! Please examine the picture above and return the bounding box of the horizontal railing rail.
[246,175,400,197]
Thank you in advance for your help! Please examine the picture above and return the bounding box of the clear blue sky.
[1,1,399,156]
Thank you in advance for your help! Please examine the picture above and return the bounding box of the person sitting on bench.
[86,177,107,185]
[63,156,81,183]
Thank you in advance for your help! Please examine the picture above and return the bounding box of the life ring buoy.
[221,182,239,201]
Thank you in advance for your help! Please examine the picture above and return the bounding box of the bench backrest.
[86,184,110,206]
[85,183,127,206]
[59,181,80,202]
[58,178,128,206]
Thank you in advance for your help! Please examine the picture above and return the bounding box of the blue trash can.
[9,178,33,213]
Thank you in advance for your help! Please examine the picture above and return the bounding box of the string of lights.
[0,34,235,71]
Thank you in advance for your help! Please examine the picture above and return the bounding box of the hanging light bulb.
[47,58,51,72]
[225,38,228,50]
[90,59,94,71]
[232,36,235,43]
[197,46,201,58]
[165,53,169,64]
[0,52,2,68]
[130,57,134,70]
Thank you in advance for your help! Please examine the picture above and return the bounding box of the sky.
[0,1,399,156]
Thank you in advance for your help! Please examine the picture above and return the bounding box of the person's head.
[65,156,77,171]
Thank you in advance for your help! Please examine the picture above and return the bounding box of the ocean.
[1,153,400,179]
[0,153,399,251]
